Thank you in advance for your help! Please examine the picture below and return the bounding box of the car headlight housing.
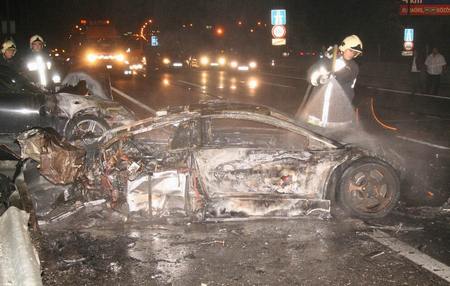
[115,53,125,62]
[218,57,226,66]
[52,74,61,84]
[200,56,210,66]
[87,53,97,63]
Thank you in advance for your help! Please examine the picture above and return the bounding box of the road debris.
[368,250,385,259]
[63,257,86,264]
[199,240,225,246]
[365,223,424,233]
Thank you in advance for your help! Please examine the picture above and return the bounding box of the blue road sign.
[404,28,414,42]
[271,9,286,25]
[402,0,450,3]
[151,36,159,47]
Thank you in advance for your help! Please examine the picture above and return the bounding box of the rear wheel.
[338,159,400,219]
[65,115,109,146]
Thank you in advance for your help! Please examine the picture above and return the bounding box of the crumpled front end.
[17,128,85,185]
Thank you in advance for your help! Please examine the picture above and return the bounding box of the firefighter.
[310,34,363,101]
[297,35,363,128]
[29,34,45,53]
[0,40,19,71]
[24,35,60,89]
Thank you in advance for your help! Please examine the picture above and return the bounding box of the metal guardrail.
[0,207,43,286]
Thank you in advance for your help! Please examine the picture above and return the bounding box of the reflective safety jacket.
[308,56,359,101]
[23,51,54,89]
[299,56,360,128]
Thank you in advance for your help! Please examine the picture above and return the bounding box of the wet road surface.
[39,213,450,285]
[37,64,450,285]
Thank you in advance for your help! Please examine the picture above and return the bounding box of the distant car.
[145,50,194,72]
[159,53,190,70]
[226,55,258,72]
[0,66,135,154]
[193,53,257,71]
[81,39,146,77]
[48,101,399,220]
[298,50,319,57]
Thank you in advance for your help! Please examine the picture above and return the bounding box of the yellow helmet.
[339,35,363,54]
[29,34,45,48]
[1,40,16,54]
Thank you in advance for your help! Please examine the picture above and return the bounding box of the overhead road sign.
[272,38,286,46]
[403,41,414,51]
[271,9,287,25]
[402,51,414,56]
[402,0,450,3]
[404,28,414,42]
[151,36,159,46]
[400,4,450,15]
[271,25,286,38]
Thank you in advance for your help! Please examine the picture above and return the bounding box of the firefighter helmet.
[29,34,45,48]
[1,40,16,54]
[339,35,363,54]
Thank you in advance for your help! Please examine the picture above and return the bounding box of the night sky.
[2,0,450,61]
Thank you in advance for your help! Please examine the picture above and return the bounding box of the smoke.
[296,78,354,128]
[296,80,450,207]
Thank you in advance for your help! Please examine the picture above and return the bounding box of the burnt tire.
[338,159,400,219]
[65,115,110,146]
[0,173,15,215]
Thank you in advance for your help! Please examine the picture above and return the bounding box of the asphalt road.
[38,65,450,285]
[40,214,450,286]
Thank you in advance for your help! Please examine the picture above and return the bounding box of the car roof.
[165,100,273,116]
[100,100,342,149]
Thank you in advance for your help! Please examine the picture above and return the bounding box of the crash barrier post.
[0,207,43,286]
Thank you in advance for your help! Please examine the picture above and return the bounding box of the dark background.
[1,0,450,62]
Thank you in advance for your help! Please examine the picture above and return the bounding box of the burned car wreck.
[19,101,401,222]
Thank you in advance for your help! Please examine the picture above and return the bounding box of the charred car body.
[0,66,134,155]
[22,101,401,220]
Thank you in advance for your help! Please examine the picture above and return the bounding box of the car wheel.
[338,159,400,219]
[65,115,110,146]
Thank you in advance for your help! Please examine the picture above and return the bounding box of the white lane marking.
[260,81,296,89]
[368,230,450,282]
[367,86,450,100]
[177,80,223,99]
[177,80,203,89]
[397,135,450,150]
[259,72,307,81]
[181,78,294,90]
[111,86,156,115]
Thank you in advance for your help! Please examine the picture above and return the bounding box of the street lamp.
[215,27,224,36]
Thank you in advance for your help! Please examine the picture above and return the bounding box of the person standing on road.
[23,35,60,89]
[424,48,446,95]
[410,49,424,95]
[0,40,19,71]
[298,35,363,128]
